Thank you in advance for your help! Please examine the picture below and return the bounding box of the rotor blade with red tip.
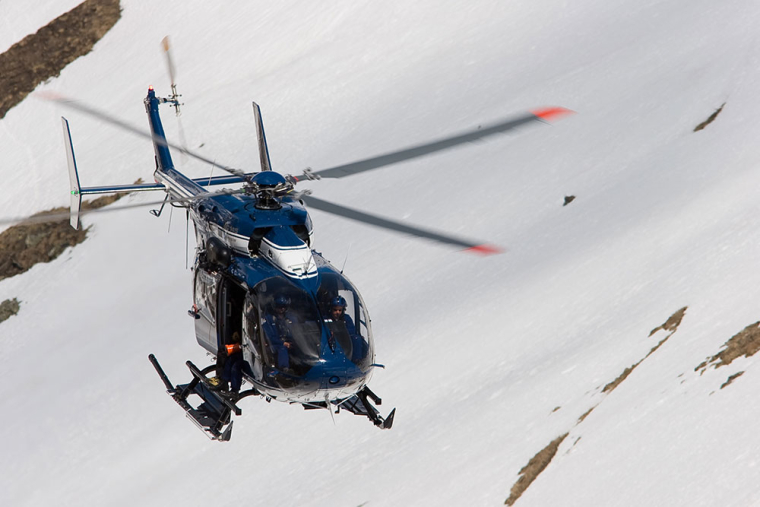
[530,107,574,122]
[301,195,503,254]
[307,107,573,180]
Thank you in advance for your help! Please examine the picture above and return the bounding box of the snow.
[0,0,84,53]
[2,0,760,505]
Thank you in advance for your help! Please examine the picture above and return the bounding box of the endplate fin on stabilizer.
[61,117,82,230]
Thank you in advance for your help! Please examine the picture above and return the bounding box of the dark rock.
[0,298,20,323]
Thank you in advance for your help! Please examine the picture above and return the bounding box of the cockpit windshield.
[316,272,374,370]
[250,278,322,376]
[246,273,374,383]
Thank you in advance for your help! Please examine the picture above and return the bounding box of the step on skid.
[148,354,255,441]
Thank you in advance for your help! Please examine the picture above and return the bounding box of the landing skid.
[334,386,396,429]
[148,354,257,441]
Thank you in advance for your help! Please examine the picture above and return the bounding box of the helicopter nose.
[317,366,365,390]
[318,368,347,388]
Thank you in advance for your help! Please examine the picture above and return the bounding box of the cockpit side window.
[194,269,219,323]
[317,273,373,369]
[243,295,261,354]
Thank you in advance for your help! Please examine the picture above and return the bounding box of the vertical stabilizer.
[252,102,272,172]
[61,117,82,230]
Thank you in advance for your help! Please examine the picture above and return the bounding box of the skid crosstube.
[149,354,252,441]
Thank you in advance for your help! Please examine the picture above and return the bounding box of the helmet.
[330,296,347,308]
[274,295,291,307]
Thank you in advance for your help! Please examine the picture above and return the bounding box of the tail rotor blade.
[161,36,177,86]
[161,35,190,162]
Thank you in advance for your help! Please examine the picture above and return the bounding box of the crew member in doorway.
[221,331,244,397]
[263,295,296,370]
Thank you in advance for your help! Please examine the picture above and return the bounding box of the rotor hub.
[251,171,287,187]
[250,171,291,210]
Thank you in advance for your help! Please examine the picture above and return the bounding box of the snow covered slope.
[3,1,760,506]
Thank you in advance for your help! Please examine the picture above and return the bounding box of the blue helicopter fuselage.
[191,199,376,404]
[144,87,376,405]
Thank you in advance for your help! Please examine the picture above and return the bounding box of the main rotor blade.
[0,188,243,227]
[39,92,247,180]
[307,108,572,180]
[302,195,502,254]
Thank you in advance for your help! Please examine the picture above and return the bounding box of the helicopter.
[49,49,571,441]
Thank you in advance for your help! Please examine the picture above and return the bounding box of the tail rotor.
[161,36,189,162]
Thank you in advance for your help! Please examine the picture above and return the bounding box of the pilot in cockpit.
[327,295,370,363]
[328,296,357,337]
